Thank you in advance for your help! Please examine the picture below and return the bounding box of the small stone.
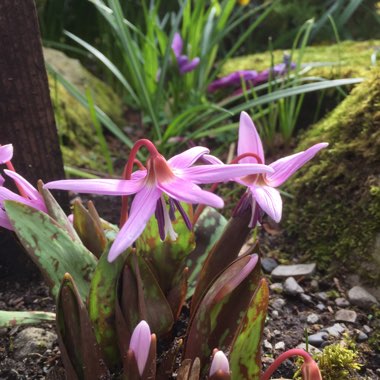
[363,325,372,334]
[335,297,350,307]
[325,323,346,337]
[348,286,379,309]
[273,330,281,336]
[271,298,286,310]
[262,258,278,273]
[263,340,273,350]
[307,313,320,324]
[283,277,304,296]
[310,279,319,291]
[316,292,328,302]
[316,303,326,311]
[356,330,368,342]
[308,332,328,347]
[335,309,357,323]
[297,343,321,355]
[271,263,316,279]
[270,283,283,293]
[275,341,285,350]
[272,310,279,319]
[300,293,313,304]
[13,327,57,360]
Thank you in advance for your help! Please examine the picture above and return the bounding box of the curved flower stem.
[5,161,28,198]
[120,139,158,227]
[261,348,314,380]
[232,152,263,165]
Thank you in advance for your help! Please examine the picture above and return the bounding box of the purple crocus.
[129,320,151,376]
[209,350,230,376]
[236,112,328,226]
[0,144,13,164]
[45,144,273,262]
[0,170,47,230]
[172,33,200,74]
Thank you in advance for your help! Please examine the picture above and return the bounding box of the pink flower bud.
[301,359,323,380]
[209,350,230,376]
[129,320,151,376]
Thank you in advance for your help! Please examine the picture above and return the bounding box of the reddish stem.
[119,139,158,227]
[260,349,314,380]
[4,161,28,198]
[230,152,263,165]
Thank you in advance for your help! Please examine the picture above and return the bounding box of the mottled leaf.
[186,207,227,299]
[0,310,55,328]
[229,279,269,380]
[4,200,97,301]
[56,273,110,379]
[88,246,129,367]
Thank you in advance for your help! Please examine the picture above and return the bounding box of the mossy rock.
[222,40,379,80]
[43,48,124,172]
[283,69,380,284]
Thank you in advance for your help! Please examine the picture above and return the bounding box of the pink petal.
[177,163,274,184]
[266,142,328,187]
[0,188,46,212]
[44,177,145,196]
[202,154,224,165]
[4,170,40,200]
[129,320,151,376]
[250,185,282,222]
[0,210,13,230]
[158,176,224,208]
[108,186,161,262]
[172,32,183,57]
[168,146,210,168]
[210,350,230,376]
[238,112,265,164]
[0,144,13,164]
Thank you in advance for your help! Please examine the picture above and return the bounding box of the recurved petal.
[250,185,282,223]
[4,170,40,201]
[179,57,200,74]
[107,186,161,262]
[44,177,145,196]
[0,144,13,164]
[0,210,13,230]
[168,146,210,168]
[238,112,265,164]
[266,142,328,187]
[158,176,224,208]
[0,187,46,212]
[177,163,273,184]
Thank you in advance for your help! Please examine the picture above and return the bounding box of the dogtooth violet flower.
[172,32,200,74]
[0,169,47,230]
[129,320,152,376]
[45,140,274,262]
[209,350,230,377]
[235,111,328,226]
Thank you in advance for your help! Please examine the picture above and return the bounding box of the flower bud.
[129,320,151,376]
[301,359,323,380]
[209,350,230,376]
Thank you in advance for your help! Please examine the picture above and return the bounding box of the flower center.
[241,173,266,186]
[146,155,175,185]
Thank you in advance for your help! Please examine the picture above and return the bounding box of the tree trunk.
[0,0,68,277]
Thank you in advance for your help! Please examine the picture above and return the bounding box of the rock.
[348,286,379,309]
[307,313,320,324]
[262,258,278,273]
[270,282,283,293]
[315,292,328,302]
[356,330,368,342]
[271,264,316,279]
[13,327,57,360]
[274,341,285,350]
[335,309,357,323]
[308,332,328,347]
[335,297,350,307]
[300,293,313,304]
[316,303,326,311]
[271,298,286,310]
[325,323,346,338]
[363,325,372,334]
[310,279,319,291]
[283,277,304,296]
[263,340,273,350]
[271,310,279,319]
[297,343,321,355]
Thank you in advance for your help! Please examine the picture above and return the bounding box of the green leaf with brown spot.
[4,200,97,302]
[88,247,129,367]
[0,310,55,328]
[229,279,269,380]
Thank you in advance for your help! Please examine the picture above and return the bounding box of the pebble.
[335,297,350,307]
[315,292,328,302]
[283,277,304,296]
[300,293,313,304]
[297,343,322,355]
[271,310,279,319]
[13,327,57,360]
[335,309,357,323]
[310,279,319,291]
[274,341,285,350]
[271,263,316,279]
[363,325,372,334]
[273,330,281,336]
[356,330,368,342]
[325,323,346,337]
[270,283,283,294]
[271,298,286,310]
[348,286,379,309]
[262,257,278,273]
[316,303,326,311]
[308,332,329,347]
[307,313,320,324]
[263,339,273,350]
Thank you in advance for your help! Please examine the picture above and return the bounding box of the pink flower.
[129,320,152,376]
[45,145,273,262]
[209,350,230,376]
[236,112,328,225]
[301,359,323,380]
[172,33,200,74]
[0,144,13,164]
[0,170,47,230]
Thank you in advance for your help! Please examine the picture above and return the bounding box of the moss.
[44,48,124,172]
[221,40,380,80]
[283,69,380,283]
